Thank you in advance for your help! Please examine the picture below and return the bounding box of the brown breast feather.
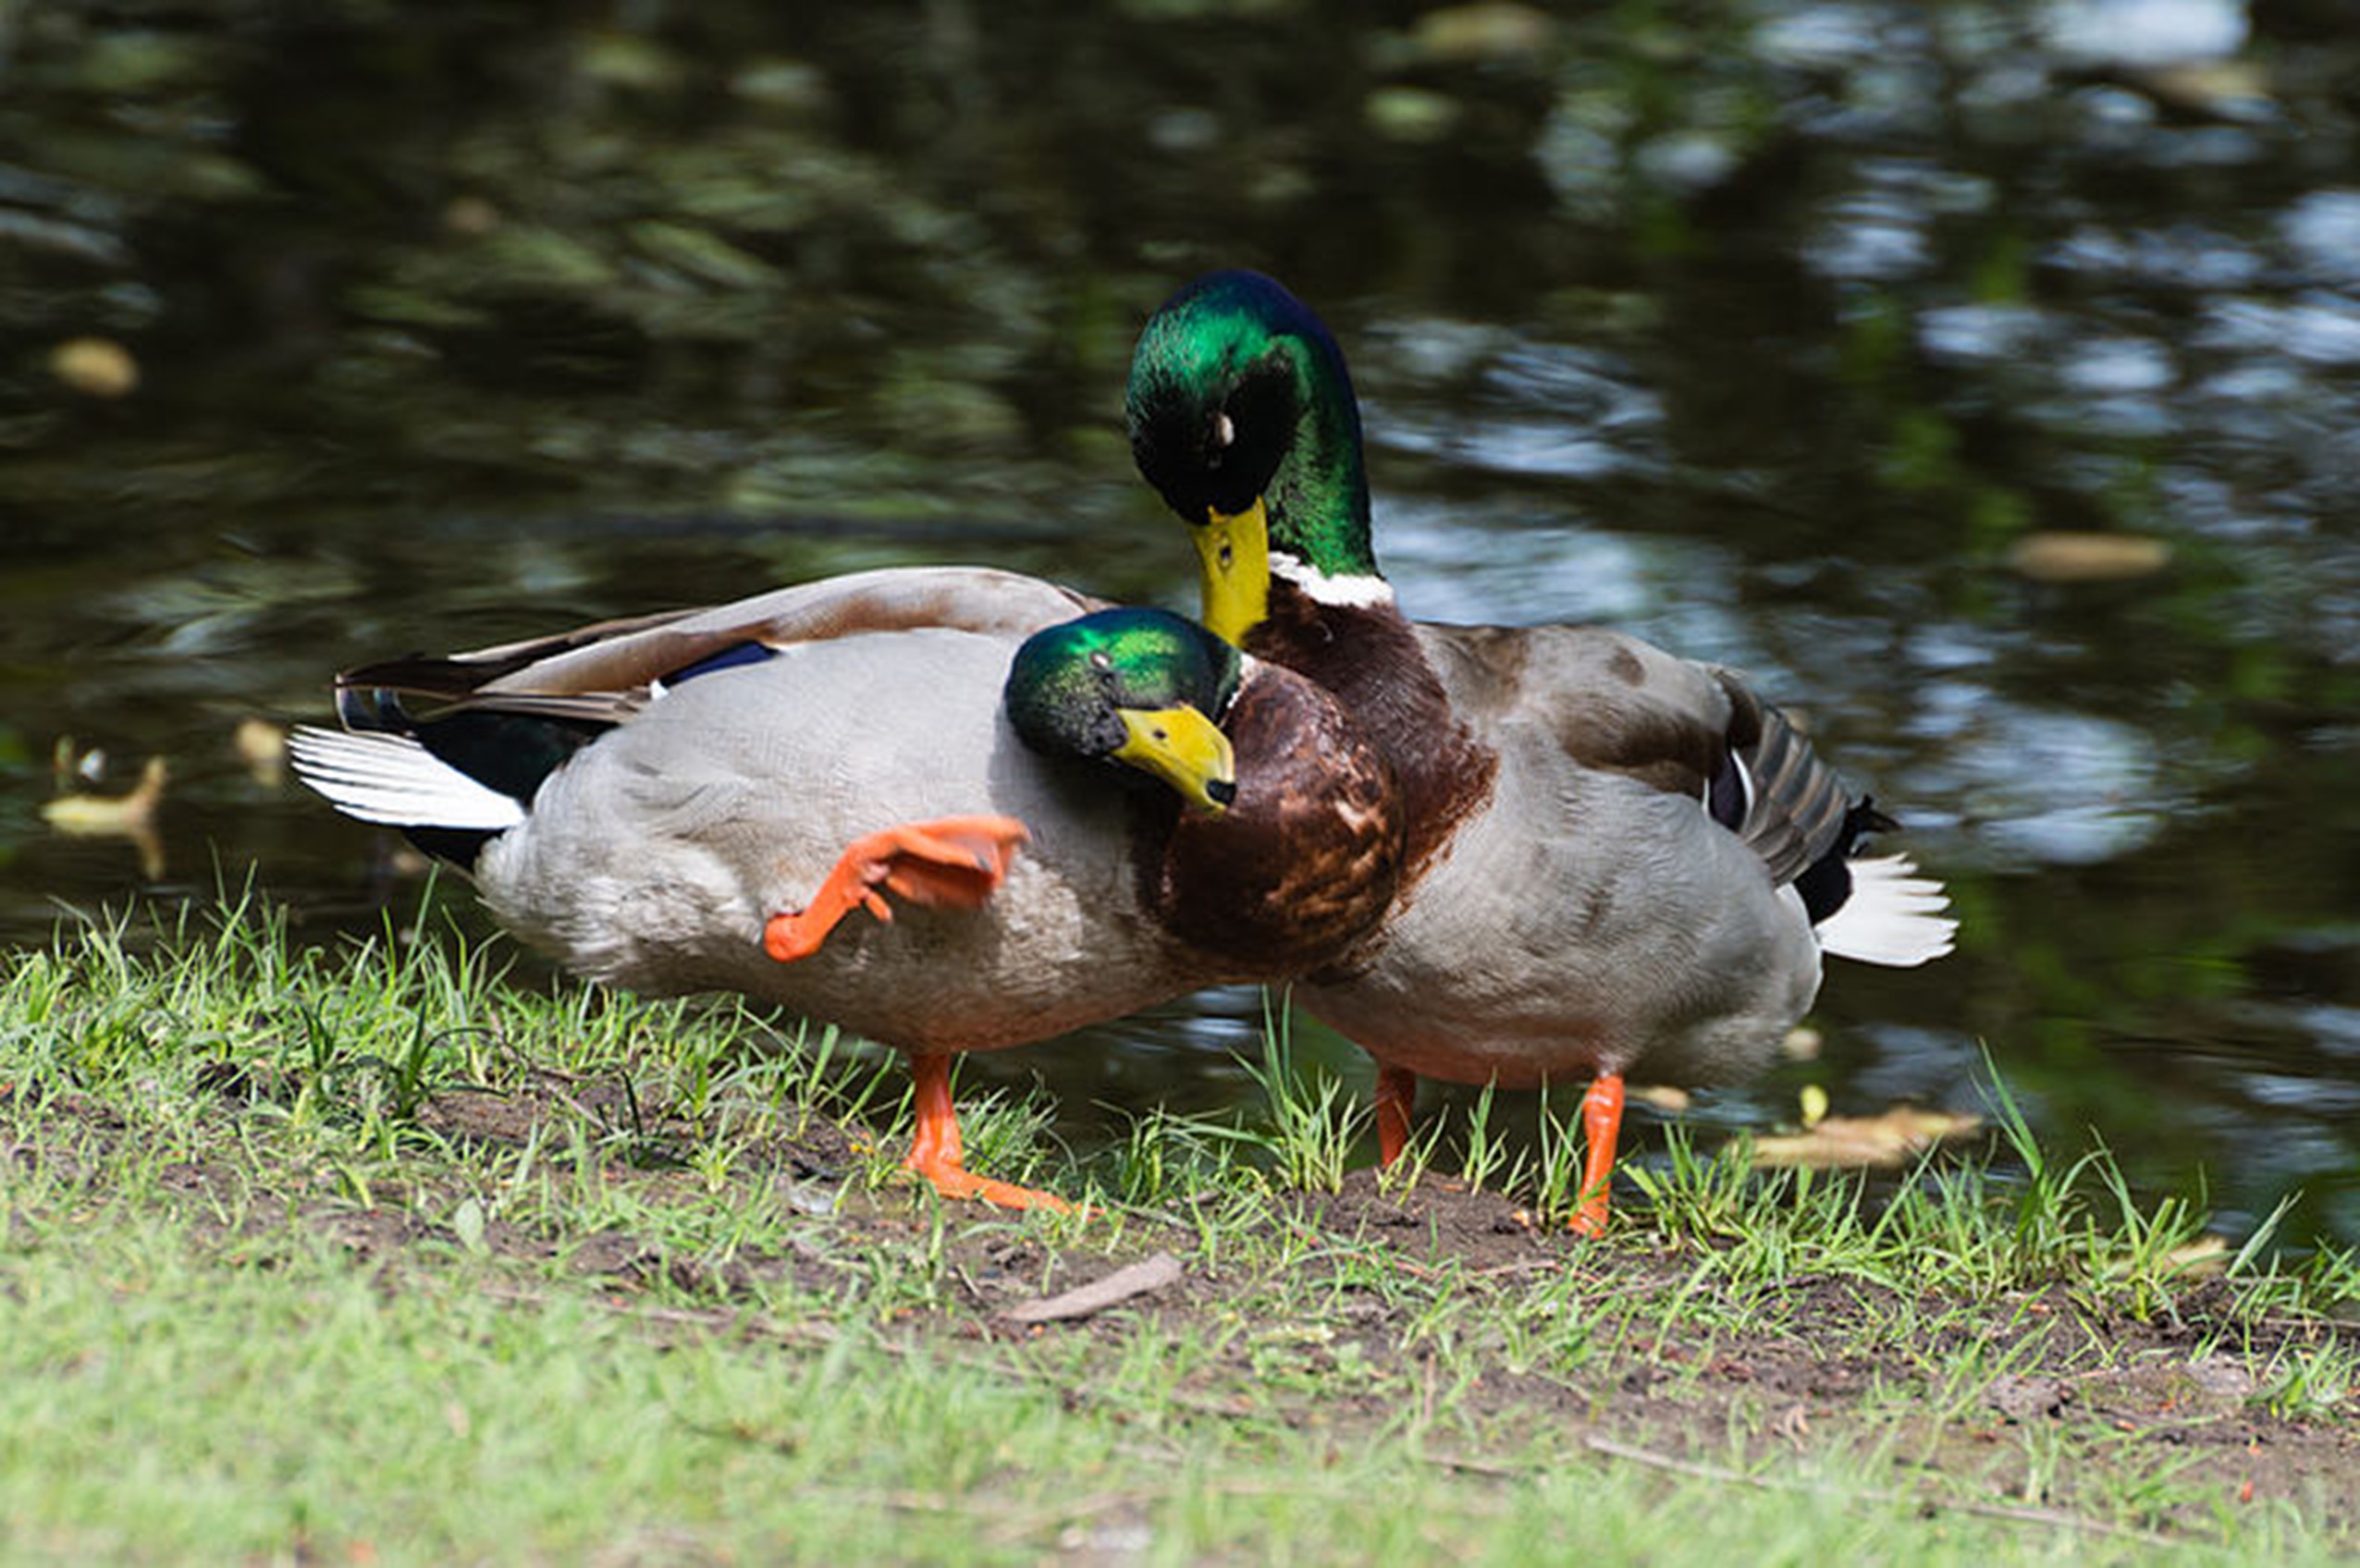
[1156,668,1407,977]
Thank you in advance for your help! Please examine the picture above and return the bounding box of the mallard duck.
[1125,271,1956,1234]
[291,567,1399,1210]
[1005,606,1401,973]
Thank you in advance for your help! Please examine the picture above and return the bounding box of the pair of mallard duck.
[295,271,1953,1230]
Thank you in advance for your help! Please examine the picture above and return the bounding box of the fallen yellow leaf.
[2003,531,2172,583]
[1750,1106,1982,1170]
[236,717,289,786]
[43,755,167,833]
[43,756,168,879]
[1799,1084,1830,1130]
[2120,1235,2234,1280]
[49,336,140,398]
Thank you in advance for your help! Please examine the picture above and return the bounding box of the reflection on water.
[5,0,2358,1244]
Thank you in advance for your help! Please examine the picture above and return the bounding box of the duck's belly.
[474,631,1205,1054]
[1297,765,1822,1090]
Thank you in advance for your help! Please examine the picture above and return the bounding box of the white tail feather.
[1813,853,1956,967]
[288,726,526,832]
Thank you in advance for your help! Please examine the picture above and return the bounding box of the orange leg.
[1570,1072,1626,1238]
[764,815,1028,962]
[901,1053,1079,1214]
[1374,1061,1419,1166]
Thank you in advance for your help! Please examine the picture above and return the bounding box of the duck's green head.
[1005,607,1242,815]
[1125,271,1381,645]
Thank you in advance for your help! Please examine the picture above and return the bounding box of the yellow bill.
[1114,704,1237,815]
[1193,497,1272,647]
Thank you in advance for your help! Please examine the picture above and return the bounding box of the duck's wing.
[1424,620,1952,965]
[338,566,1105,726]
[1423,622,1860,883]
[304,565,1107,866]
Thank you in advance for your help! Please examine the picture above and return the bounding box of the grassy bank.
[3,894,2355,1563]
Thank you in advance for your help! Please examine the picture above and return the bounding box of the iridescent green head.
[1125,271,1380,643]
[1005,607,1242,814]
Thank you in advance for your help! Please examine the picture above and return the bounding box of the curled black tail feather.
[1793,797,1900,926]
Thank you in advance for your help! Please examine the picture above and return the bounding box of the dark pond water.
[7,0,2360,1243]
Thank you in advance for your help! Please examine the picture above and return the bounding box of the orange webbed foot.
[763,814,1029,962]
[905,1156,1083,1214]
[898,1052,1085,1215]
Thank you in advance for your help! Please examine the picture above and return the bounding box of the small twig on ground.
[1000,1251,1183,1326]
[1420,1452,1529,1482]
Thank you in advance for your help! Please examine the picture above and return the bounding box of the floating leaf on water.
[49,337,140,398]
[2134,1234,2234,1278]
[43,756,168,878]
[43,755,167,834]
[1799,1084,1830,1129]
[1365,87,1461,143]
[235,717,288,786]
[1410,3,1555,64]
[1629,1084,1690,1113]
[1750,1105,1982,1169]
[2003,530,2173,582]
[2130,60,2275,122]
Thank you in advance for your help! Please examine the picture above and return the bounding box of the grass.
[2,890,2356,1563]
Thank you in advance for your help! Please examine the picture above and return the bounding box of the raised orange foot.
[763,814,1029,962]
